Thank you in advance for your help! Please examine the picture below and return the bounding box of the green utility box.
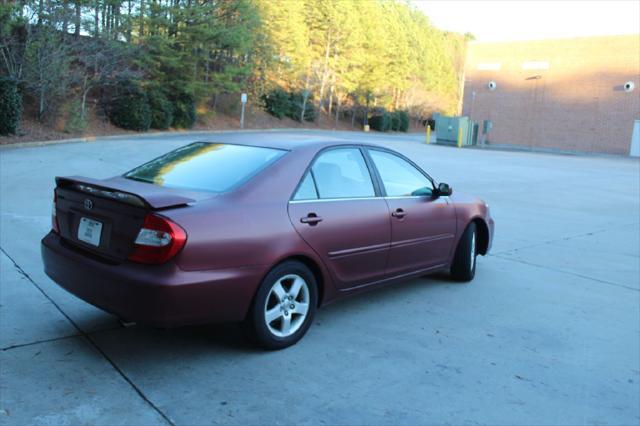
[434,114,475,147]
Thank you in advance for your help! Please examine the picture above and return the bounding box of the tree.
[2,0,467,133]
[1,3,30,80]
[253,0,310,95]
[74,38,138,121]
[23,24,72,120]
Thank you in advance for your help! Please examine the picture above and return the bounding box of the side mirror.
[435,182,452,197]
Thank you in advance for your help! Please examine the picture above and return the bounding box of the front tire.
[451,222,477,282]
[245,261,317,350]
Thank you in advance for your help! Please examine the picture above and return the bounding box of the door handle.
[391,208,407,219]
[300,213,323,225]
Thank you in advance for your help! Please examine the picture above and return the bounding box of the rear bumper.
[41,232,267,327]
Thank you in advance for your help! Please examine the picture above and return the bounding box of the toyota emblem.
[83,199,93,210]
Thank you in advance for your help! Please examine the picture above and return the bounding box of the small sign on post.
[240,93,247,129]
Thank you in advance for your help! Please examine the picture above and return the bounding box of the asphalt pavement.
[1,130,638,425]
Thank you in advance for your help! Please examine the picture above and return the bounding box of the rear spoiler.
[56,176,195,209]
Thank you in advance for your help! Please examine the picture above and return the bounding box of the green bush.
[147,88,174,130]
[289,91,316,122]
[388,110,409,132]
[106,81,151,131]
[262,88,291,119]
[170,90,196,129]
[262,88,316,122]
[397,110,409,132]
[0,77,22,135]
[63,99,88,133]
[390,111,400,131]
[369,112,391,132]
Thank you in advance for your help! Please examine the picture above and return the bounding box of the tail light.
[51,190,60,233]
[128,214,187,264]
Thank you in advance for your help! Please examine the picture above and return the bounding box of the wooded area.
[0,0,466,136]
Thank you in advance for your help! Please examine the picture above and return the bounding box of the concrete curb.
[465,143,636,159]
[0,128,333,150]
[2,130,633,160]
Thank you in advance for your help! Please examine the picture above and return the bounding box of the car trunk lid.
[54,176,195,262]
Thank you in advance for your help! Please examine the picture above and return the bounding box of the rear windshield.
[124,142,286,193]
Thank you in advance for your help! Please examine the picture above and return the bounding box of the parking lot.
[1,130,639,425]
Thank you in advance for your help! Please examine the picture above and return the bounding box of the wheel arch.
[286,255,326,307]
[258,254,328,309]
[472,217,490,255]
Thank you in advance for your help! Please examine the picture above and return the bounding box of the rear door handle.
[300,213,323,225]
[391,208,406,219]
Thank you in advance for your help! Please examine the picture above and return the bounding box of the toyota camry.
[42,140,494,349]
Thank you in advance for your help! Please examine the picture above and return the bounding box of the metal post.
[240,93,247,129]
[426,125,431,144]
[457,126,463,148]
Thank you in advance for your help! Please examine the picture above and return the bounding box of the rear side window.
[293,173,318,200]
[311,148,375,199]
[124,143,286,193]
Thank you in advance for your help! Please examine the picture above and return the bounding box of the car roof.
[195,138,387,152]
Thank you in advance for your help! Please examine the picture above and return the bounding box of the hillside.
[0,1,464,142]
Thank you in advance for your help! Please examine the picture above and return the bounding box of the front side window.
[369,149,432,197]
[124,143,286,193]
[310,148,375,199]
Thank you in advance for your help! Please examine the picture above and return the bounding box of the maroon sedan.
[42,140,494,349]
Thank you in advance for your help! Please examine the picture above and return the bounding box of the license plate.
[78,217,103,246]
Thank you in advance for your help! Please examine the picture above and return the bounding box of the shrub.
[106,81,151,131]
[147,88,174,130]
[170,90,196,129]
[289,91,316,122]
[63,99,88,133]
[0,77,22,135]
[397,110,409,132]
[388,110,409,132]
[262,88,291,119]
[262,88,317,122]
[390,111,401,131]
[369,112,391,132]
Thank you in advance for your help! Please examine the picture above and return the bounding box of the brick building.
[462,35,640,155]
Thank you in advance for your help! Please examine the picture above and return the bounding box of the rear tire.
[245,261,317,350]
[450,222,477,282]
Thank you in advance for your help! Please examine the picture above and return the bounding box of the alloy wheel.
[264,274,310,338]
